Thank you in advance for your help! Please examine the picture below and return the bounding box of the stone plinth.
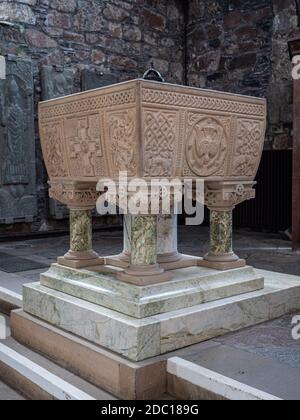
[22,269,300,362]
[39,264,264,319]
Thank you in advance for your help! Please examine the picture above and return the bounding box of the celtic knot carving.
[39,88,136,121]
[143,111,177,177]
[41,122,67,178]
[142,88,265,117]
[232,120,264,177]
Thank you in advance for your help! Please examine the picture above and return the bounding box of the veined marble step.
[23,270,300,361]
[40,264,264,318]
[0,337,117,401]
[167,357,281,401]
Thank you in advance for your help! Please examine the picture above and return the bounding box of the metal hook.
[143,62,165,82]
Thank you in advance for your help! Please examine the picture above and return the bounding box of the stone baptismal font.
[10,77,300,399]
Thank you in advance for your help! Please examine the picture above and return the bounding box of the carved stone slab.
[82,70,118,92]
[38,80,266,207]
[0,57,37,224]
[41,66,74,101]
[41,66,75,219]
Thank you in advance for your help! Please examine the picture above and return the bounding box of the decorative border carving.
[40,88,136,122]
[49,183,101,208]
[205,182,256,209]
[142,88,265,117]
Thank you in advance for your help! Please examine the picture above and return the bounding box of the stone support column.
[108,213,198,270]
[203,208,243,269]
[199,182,256,270]
[58,208,102,269]
[157,214,181,264]
[117,215,172,286]
[49,182,103,269]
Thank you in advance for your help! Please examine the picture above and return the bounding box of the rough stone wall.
[0,0,184,235]
[0,0,299,235]
[187,0,299,150]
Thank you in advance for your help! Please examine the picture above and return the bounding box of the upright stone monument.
[11,78,300,399]
[82,69,119,91]
[41,66,75,220]
[0,56,37,224]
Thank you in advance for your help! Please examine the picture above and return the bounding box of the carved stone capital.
[49,181,101,210]
[205,181,256,211]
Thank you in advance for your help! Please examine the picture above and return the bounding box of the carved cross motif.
[67,115,103,177]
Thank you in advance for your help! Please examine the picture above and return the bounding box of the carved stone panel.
[142,110,178,177]
[65,114,105,178]
[231,119,265,177]
[107,109,137,177]
[41,66,74,101]
[0,57,37,224]
[82,70,118,91]
[185,114,230,177]
[41,66,74,219]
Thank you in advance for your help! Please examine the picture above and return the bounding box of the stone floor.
[0,226,299,400]
[179,313,300,400]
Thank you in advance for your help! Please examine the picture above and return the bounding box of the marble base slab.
[23,270,300,362]
[40,264,264,318]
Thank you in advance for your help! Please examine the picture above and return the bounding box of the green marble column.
[203,208,241,267]
[210,210,233,256]
[70,209,92,253]
[118,214,172,285]
[199,207,246,270]
[130,215,157,266]
[60,208,100,267]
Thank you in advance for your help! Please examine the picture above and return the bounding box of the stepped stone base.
[21,268,300,362]
[11,269,300,399]
[39,264,264,318]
